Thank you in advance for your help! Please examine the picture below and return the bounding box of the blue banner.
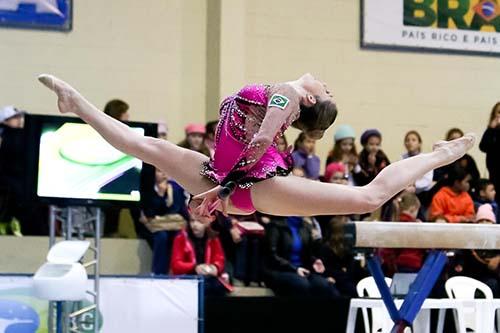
[0,0,72,31]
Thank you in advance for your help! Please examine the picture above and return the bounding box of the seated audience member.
[171,215,230,297]
[178,123,211,157]
[451,204,499,297]
[379,192,425,277]
[316,162,356,236]
[135,168,189,275]
[428,163,474,223]
[402,130,433,194]
[157,121,168,140]
[276,135,289,153]
[262,216,340,298]
[205,120,218,157]
[319,216,368,297]
[324,162,349,185]
[354,129,390,186]
[326,125,359,185]
[291,132,320,180]
[102,99,131,236]
[0,106,36,235]
[473,179,498,223]
[433,128,480,190]
[104,99,130,121]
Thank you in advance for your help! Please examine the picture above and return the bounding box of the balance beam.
[344,222,500,249]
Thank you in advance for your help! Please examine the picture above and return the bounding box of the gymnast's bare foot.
[38,74,84,115]
[432,133,475,161]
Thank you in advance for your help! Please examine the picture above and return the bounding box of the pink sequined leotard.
[201,83,301,213]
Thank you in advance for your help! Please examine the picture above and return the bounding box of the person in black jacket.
[262,216,340,298]
[480,103,500,204]
[319,216,368,297]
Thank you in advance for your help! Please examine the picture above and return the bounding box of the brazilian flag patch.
[268,94,290,110]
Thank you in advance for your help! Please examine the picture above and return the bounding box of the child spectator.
[324,162,349,185]
[354,129,390,186]
[262,216,340,298]
[402,130,433,194]
[428,163,474,223]
[379,192,425,276]
[205,120,218,157]
[319,216,368,297]
[474,179,498,223]
[291,133,320,180]
[434,128,480,189]
[135,168,190,275]
[479,103,500,204]
[171,214,230,297]
[326,125,359,185]
[276,135,289,153]
[178,123,211,157]
[157,121,168,140]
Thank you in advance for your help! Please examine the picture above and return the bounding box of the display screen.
[25,115,156,206]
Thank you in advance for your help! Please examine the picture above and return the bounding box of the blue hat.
[334,125,356,142]
[360,129,382,146]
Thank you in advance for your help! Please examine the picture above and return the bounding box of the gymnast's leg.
[251,135,475,216]
[38,74,214,195]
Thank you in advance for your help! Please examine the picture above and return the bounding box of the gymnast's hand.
[192,185,230,220]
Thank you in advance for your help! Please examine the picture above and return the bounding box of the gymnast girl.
[38,74,475,223]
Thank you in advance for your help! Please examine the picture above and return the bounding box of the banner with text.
[362,0,500,55]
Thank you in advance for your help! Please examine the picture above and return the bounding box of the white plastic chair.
[348,276,393,333]
[33,240,90,301]
[445,276,496,333]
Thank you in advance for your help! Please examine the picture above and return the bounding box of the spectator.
[434,128,480,190]
[205,120,218,157]
[379,192,425,277]
[262,216,340,298]
[276,135,289,153]
[451,204,499,297]
[354,129,390,186]
[0,106,26,236]
[319,216,367,297]
[479,103,500,204]
[324,162,349,185]
[402,130,433,194]
[316,162,357,236]
[157,121,168,140]
[428,163,474,223]
[104,99,130,121]
[0,106,24,146]
[291,132,320,180]
[326,125,359,185]
[0,106,48,235]
[178,123,211,157]
[134,168,190,275]
[171,214,230,297]
[102,99,131,236]
[473,179,498,223]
